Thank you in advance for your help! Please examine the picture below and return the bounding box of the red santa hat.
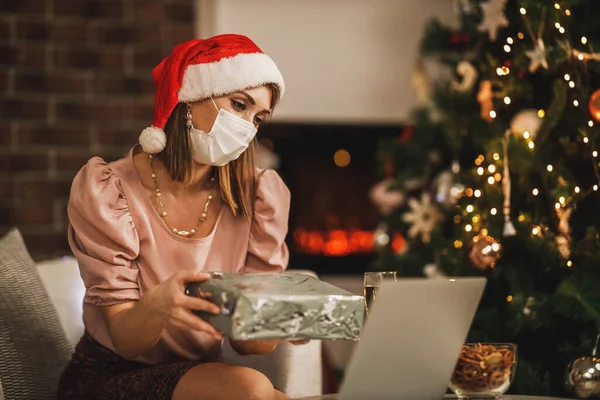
[139,34,285,154]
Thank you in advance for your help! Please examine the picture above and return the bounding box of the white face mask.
[189,98,257,166]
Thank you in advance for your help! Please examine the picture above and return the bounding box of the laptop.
[338,277,486,400]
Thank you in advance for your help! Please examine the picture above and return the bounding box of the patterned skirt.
[56,332,204,400]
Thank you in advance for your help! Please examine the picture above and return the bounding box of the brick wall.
[0,0,195,260]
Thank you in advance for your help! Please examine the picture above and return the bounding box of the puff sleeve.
[244,169,291,273]
[67,157,141,306]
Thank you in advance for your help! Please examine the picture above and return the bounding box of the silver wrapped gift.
[186,272,364,340]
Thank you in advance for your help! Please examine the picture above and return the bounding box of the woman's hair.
[156,83,281,220]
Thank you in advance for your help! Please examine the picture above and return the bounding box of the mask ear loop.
[186,105,193,129]
[210,97,219,112]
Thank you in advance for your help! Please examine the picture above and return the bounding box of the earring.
[186,107,193,129]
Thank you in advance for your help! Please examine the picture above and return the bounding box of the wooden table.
[296,395,575,400]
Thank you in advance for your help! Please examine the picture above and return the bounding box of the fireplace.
[258,122,403,275]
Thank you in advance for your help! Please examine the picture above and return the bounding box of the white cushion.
[36,257,86,347]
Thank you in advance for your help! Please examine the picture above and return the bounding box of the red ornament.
[589,89,600,122]
[397,126,414,143]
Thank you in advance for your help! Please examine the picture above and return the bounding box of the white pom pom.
[139,126,166,154]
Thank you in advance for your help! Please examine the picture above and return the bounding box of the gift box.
[185,272,364,340]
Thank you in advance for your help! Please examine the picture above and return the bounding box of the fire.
[293,229,405,256]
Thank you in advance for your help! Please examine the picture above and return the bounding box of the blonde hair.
[156,84,281,219]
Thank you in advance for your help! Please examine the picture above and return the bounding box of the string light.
[494,173,502,182]
[518,32,524,39]
[465,224,473,232]
[488,165,496,173]
[554,3,560,9]
[575,186,580,193]
[528,141,535,149]
[504,45,511,53]
[507,295,513,302]
[594,185,599,191]
[472,215,480,223]
[538,109,545,118]
[490,110,497,119]
[574,100,579,106]
[487,176,495,184]
[466,188,474,196]
[491,208,497,215]
[589,120,595,127]
[594,151,598,157]
[507,37,514,44]
[559,27,565,34]
[524,131,530,139]
[504,96,511,105]
[466,205,474,213]
[532,188,539,195]
[569,81,575,88]
[564,74,570,81]
[578,53,584,61]
[475,155,484,165]
[454,240,463,249]
[532,226,540,235]
[493,153,500,161]
[547,164,554,172]
[480,228,488,237]
[559,196,566,205]
[474,189,482,197]
[582,37,588,45]
[477,167,484,175]
[555,202,561,209]
[584,137,589,143]
[565,9,571,16]
[520,8,526,15]
[567,260,573,267]
[554,22,561,29]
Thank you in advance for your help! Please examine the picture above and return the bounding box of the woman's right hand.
[144,270,222,339]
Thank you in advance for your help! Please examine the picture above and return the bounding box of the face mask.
[188,98,257,166]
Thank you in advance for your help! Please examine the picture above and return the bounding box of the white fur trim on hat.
[178,52,285,103]
[139,126,167,154]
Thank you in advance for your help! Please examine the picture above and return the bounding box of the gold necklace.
[148,154,214,238]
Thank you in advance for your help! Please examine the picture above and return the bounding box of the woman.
[58,34,303,400]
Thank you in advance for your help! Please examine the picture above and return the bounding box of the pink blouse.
[67,147,290,365]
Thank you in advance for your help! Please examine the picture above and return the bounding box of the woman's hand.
[144,270,222,339]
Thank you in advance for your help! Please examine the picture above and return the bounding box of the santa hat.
[139,34,285,154]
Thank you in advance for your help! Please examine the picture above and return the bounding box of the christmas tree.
[370,0,600,396]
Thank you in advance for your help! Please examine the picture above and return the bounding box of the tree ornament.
[468,235,502,270]
[410,59,432,105]
[589,89,600,123]
[424,263,446,278]
[451,61,478,92]
[478,0,508,42]
[432,170,464,208]
[556,207,573,259]
[453,0,474,16]
[369,178,405,216]
[566,334,600,399]
[525,39,549,73]
[477,80,494,122]
[401,193,444,244]
[502,130,517,237]
[510,109,543,140]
